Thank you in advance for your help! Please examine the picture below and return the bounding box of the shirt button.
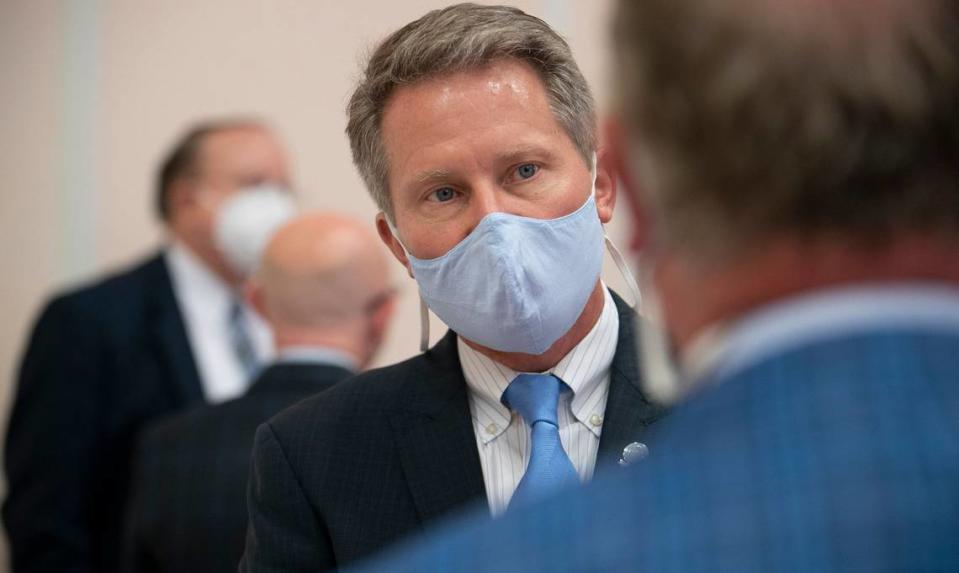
[589,414,603,427]
[486,423,499,435]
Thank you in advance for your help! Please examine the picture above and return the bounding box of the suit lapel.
[596,292,668,468]
[386,293,664,520]
[390,332,488,524]
[147,253,205,405]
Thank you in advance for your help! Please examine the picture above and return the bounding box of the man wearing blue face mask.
[321,0,959,571]
[239,5,665,573]
[5,119,291,573]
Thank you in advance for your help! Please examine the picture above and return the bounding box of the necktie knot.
[502,373,562,428]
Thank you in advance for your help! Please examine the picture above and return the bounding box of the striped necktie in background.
[228,300,260,381]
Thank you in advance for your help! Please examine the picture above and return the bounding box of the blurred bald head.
[252,213,394,368]
[615,0,959,259]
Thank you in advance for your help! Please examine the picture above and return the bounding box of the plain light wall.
[0,0,624,569]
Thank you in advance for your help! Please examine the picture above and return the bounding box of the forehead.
[197,127,283,171]
[379,58,567,172]
[382,57,554,134]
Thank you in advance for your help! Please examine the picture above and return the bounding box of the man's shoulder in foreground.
[351,326,959,573]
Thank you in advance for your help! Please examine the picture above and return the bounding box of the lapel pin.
[618,442,649,467]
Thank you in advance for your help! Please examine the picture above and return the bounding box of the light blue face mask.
[392,162,607,355]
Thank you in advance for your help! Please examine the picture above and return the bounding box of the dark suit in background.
[123,362,352,573]
[240,292,665,572]
[4,253,204,573]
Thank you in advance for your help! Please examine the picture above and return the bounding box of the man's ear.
[604,116,650,252]
[167,178,199,216]
[375,213,413,278]
[593,146,618,224]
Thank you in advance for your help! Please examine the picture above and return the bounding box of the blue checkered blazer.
[351,327,959,572]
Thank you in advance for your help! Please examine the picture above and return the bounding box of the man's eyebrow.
[406,146,558,187]
[497,145,557,164]
[413,169,453,185]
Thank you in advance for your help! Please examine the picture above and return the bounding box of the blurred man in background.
[241,4,664,572]
[123,212,395,573]
[4,119,290,573]
[349,0,959,570]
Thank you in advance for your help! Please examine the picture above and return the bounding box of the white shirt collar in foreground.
[459,286,619,444]
[683,282,959,385]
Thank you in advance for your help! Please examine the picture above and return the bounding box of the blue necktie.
[502,373,579,509]
[228,301,260,380]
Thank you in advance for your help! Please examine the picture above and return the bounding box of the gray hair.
[614,0,959,260]
[347,3,596,217]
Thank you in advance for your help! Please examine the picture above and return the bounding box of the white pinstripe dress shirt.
[458,288,619,515]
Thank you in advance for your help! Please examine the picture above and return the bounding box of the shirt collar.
[166,240,235,319]
[275,345,359,373]
[682,282,959,384]
[459,287,619,443]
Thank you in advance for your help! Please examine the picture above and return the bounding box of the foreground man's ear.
[593,145,618,225]
[603,116,650,252]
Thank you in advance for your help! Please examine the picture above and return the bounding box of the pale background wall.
[0,0,623,568]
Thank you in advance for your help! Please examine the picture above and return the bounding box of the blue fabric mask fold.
[404,177,605,355]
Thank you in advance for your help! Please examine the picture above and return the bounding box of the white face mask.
[213,184,296,278]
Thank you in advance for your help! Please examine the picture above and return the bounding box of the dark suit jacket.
[240,291,665,572]
[4,252,205,573]
[349,327,959,573]
[123,362,352,573]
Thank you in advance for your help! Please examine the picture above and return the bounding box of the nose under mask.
[402,188,605,355]
[388,161,682,404]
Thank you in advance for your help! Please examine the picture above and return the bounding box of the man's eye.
[428,187,457,202]
[516,164,538,179]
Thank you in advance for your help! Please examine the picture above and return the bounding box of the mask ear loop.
[595,147,682,403]
[419,296,430,353]
[631,267,684,405]
[603,235,642,309]
[386,215,433,353]
[603,233,683,405]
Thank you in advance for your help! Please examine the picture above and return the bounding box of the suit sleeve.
[3,297,105,573]
[239,422,334,572]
